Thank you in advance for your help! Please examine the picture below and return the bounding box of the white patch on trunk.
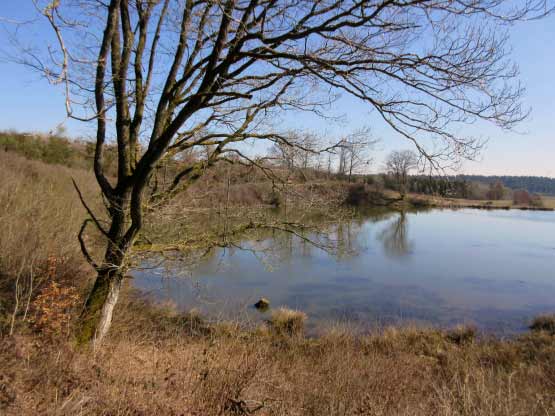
[94,278,122,346]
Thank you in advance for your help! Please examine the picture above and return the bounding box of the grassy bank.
[1,150,555,415]
[2,289,555,415]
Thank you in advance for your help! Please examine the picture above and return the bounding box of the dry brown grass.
[0,151,100,334]
[1,293,554,416]
[268,307,307,337]
[418,193,555,211]
[540,196,555,209]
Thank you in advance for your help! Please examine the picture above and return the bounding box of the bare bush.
[513,189,533,205]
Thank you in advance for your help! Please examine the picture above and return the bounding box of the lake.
[132,208,555,335]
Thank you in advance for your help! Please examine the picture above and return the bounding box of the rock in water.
[254,298,270,311]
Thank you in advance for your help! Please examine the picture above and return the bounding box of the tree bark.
[76,240,126,345]
[76,196,135,346]
[76,266,123,345]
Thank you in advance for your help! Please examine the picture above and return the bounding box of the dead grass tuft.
[446,324,477,345]
[268,307,307,337]
[529,314,555,334]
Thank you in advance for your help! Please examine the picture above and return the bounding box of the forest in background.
[458,175,555,195]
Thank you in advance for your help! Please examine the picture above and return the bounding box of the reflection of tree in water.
[255,220,357,264]
[379,212,413,258]
[334,221,357,259]
[143,208,405,273]
[190,213,370,266]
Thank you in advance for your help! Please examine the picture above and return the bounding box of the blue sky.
[0,4,554,177]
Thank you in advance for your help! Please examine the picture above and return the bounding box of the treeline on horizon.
[2,129,555,196]
[456,175,555,196]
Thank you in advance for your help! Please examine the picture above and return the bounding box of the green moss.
[74,279,111,346]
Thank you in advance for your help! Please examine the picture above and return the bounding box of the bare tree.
[13,0,552,343]
[270,136,299,172]
[486,181,505,200]
[337,130,377,182]
[269,132,320,179]
[385,150,418,198]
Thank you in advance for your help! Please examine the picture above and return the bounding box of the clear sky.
[0,4,554,177]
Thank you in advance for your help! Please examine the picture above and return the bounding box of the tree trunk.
[76,201,134,345]
[76,241,126,345]
[76,267,123,345]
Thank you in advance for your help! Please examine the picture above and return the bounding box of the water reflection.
[378,212,413,258]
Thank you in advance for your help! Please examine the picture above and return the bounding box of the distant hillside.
[457,175,555,196]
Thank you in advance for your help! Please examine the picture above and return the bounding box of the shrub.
[513,189,532,205]
[408,196,430,208]
[31,280,81,337]
[265,190,282,207]
[530,194,544,208]
[344,183,385,206]
[0,131,81,167]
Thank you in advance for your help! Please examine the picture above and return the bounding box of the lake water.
[132,208,555,335]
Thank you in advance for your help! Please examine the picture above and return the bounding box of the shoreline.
[427,202,555,212]
[403,194,555,212]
